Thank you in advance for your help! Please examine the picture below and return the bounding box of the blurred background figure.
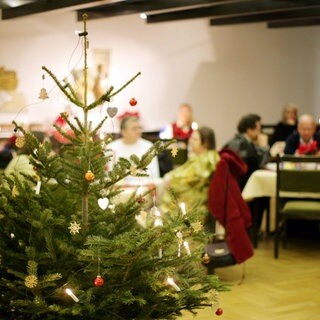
[5,131,46,180]
[0,135,16,170]
[172,103,195,140]
[284,114,320,155]
[225,114,270,236]
[269,103,298,147]
[160,103,197,141]
[225,114,269,190]
[161,126,219,218]
[107,116,160,181]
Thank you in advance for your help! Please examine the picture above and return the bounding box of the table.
[242,169,277,247]
[242,169,276,201]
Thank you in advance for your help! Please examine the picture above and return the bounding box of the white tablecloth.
[242,169,276,201]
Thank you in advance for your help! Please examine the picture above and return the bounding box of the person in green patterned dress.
[161,126,220,218]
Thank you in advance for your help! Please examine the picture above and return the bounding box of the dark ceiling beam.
[146,0,320,23]
[77,0,229,21]
[268,18,320,28]
[1,0,114,20]
[210,7,320,26]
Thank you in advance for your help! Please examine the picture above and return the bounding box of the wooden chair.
[274,154,320,258]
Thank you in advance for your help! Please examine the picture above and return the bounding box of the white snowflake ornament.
[68,221,81,235]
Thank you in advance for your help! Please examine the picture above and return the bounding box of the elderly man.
[284,114,320,155]
[107,116,160,180]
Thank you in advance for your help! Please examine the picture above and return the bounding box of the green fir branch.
[74,116,85,133]
[63,80,79,101]
[91,115,109,137]
[42,66,83,108]
[59,112,83,136]
[53,124,78,144]
[87,86,114,110]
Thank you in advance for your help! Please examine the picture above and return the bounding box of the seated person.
[160,103,195,142]
[172,103,195,140]
[160,126,219,217]
[224,114,270,235]
[225,114,270,190]
[107,116,160,182]
[269,103,298,147]
[0,135,16,169]
[284,114,320,155]
[5,131,46,180]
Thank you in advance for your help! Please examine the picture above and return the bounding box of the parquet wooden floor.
[179,236,320,320]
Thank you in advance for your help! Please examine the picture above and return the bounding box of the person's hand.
[256,133,269,148]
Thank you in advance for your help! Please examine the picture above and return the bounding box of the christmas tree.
[0,14,228,319]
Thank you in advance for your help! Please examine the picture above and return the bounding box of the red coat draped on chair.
[208,148,253,263]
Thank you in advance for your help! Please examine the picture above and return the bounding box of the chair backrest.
[276,155,320,195]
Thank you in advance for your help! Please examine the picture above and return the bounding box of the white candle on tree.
[167,277,181,292]
[183,241,191,255]
[66,288,79,302]
[179,202,186,216]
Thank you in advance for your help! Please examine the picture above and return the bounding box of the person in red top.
[172,103,194,140]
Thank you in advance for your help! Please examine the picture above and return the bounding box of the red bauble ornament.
[129,97,137,106]
[94,275,104,287]
[215,308,223,316]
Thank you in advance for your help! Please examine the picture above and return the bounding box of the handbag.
[202,177,236,274]
[202,226,236,274]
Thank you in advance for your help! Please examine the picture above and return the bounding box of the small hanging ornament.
[215,308,223,316]
[25,275,38,288]
[68,221,81,235]
[94,246,104,287]
[98,197,109,210]
[38,88,49,100]
[94,275,105,287]
[38,74,49,100]
[15,136,25,148]
[202,253,211,264]
[191,221,203,233]
[171,146,178,158]
[129,97,137,106]
[107,106,118,118]
[85,170,95,182]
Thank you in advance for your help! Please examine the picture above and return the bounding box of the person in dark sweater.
[270,103,298,147]
[225,114,270,240]
[284,114,320,155]
[225,114,270,190]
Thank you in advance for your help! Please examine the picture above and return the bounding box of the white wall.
[0,10,319,145]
